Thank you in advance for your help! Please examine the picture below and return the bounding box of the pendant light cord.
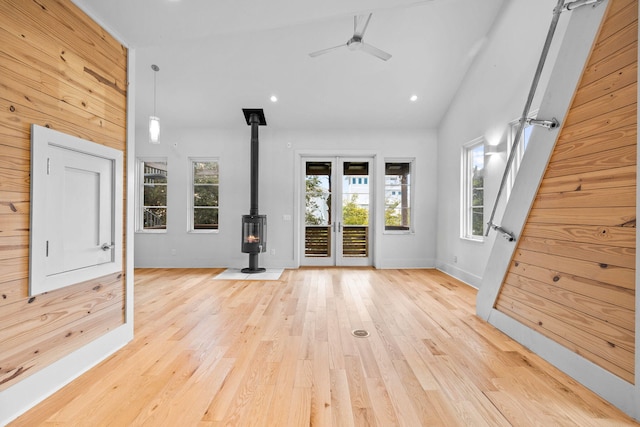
[153,71,156,116]
[151,64,159,116]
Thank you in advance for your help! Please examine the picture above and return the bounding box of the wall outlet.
[270,249,276,255]
[171,249,177,256]
[453,255,458,263]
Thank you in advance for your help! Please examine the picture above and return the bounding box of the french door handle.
[338,222,342,232]
[101,243,114,251]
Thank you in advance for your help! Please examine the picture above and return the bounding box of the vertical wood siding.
[0,0,127,390]
[495,0,637,384]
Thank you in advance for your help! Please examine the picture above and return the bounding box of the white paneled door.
[45,145,115,276]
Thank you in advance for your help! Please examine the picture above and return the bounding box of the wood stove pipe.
[249,113,260,216]
[242,109,266,214]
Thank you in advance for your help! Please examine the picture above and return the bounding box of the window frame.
[188,157,220,233]
[383,159,414,234]
[136,157,168,233]
[461,138,485,241]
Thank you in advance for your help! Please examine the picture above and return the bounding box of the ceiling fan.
[309,13,392,61]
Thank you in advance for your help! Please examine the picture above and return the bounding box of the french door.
[302,157,372,266]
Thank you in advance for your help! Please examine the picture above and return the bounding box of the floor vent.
[351,329,370,338]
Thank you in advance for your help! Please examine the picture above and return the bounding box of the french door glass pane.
[342,162,369,257]
[305,162,332,257]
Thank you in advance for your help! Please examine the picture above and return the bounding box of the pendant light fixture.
[149,64,160,144]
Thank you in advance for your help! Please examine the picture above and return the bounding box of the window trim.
[136,157,168,233]
[188,157,220,233]
[383,158,415,234]
[461,138,485,242]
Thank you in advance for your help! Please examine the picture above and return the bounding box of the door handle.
[338,222,342,232]
[101,243,114,251]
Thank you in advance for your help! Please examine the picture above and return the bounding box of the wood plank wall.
[0,0,127,390]
[495,0,637,384]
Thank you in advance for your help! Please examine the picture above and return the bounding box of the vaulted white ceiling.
[72,0,505,129]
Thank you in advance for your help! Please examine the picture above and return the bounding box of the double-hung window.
[461,139,484,240]
[138,158,168,231]
[384,160,413,232]
[189,158,219,231]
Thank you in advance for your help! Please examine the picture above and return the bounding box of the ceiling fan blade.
[360,42,392,61]
[309,43,346,58]
[353,13,372,38]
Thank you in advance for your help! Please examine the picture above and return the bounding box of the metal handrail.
[485,0,566,239]
[485,0,605,241]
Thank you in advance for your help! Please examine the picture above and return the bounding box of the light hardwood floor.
[10,268,639,426]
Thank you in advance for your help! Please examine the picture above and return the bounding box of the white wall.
[435,0,568,288]
[135,126,437,269]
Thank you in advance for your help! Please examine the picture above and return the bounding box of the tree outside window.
[462,139,484,240]
[191,159,219,231]
[385,161,412,231]
[471,161,484,236]
[342,194,368,225]
[305,161,334,228]
[140,159,167,231]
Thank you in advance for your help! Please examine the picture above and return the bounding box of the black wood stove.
[240,109,267,273]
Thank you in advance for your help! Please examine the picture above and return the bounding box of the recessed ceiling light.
[410,94,418,102]
[270,95,278,103]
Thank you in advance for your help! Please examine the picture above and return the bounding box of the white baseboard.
[0,324,133,426]
[435,261,481,289]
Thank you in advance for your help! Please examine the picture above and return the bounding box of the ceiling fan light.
[347,38,362,51]
[149,116,160,144]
